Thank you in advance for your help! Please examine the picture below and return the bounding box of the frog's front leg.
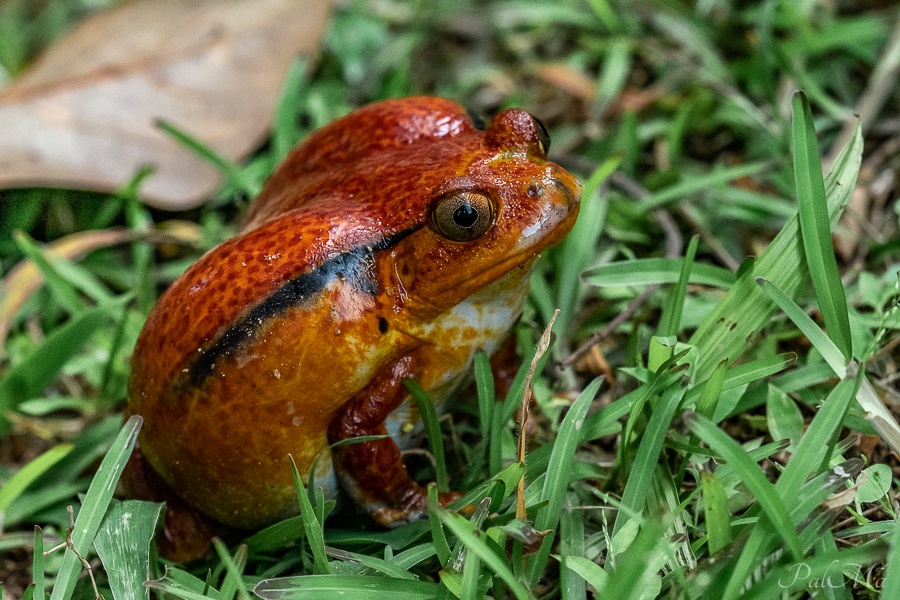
[328,354,457,526]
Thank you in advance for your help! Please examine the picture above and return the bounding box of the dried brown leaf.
[0,0,332,209]
[533,63,595,100]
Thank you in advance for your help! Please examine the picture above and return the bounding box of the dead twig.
[43,506,105,600]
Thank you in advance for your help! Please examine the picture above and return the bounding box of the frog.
[124,96,581,560]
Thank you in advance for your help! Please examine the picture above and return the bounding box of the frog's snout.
[547,160,582,214]
[550,175,581,210]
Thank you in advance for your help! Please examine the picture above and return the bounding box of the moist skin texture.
[124,96,582,559]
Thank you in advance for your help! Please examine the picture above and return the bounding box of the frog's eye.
[530,114,551,155]
[431,192,494,242]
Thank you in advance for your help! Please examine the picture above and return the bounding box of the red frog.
[124,96,581,560]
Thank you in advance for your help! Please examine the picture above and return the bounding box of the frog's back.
[242,97,480,230]
[124,94,582,537]
[132,97,482,413]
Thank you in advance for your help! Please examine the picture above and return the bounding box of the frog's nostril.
[526,183,544,198]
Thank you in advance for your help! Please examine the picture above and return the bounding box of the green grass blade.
[777,374,860,499]
[13,231,85,314]
[49,415,141,600]
[559,555,608,595]
[700,470,732,555]
[637,162,771,211]
[559,493,587,600]
[93,500,164,600]
[722,447,862,600]
[537,378,602,530]
[552,158,616,342]
[440,511,533,600]
[0,444,72,512]
[254,575,451,599]
[145,578,220,600]
[765,384,803,448]
[658,235,699,337]
[426,485,451,567]
[757,278,846,376]
[593,38,630,116]
[604,516,667,598]
[647,336,676,373]
[583,259,735,288]
[773,360,835,393]
[526,378,602,585]
[684,411,803,560]
[243,515,305,554]
[288,457,331,575]
[33,526,44,596]
[459,541,482,599]
[0,297,126,434]
[43,247,116,306]
[684,353,798,412]
[155,119,262,197]
[214,540,249,600]
[791,91,852,360]
[612,382,685,537]
[687,124,862,380]
[742,539,887,599]
[324,547,417,581]
[437,570,461,598]
[143,567,220,600]
[120,190,155,315]
[882,519,900,595]
[447,461,523,514]
[390,543,439,570]
[695,359,727,420]
[405,379,449,491]
[474,351,494,450]
[273,56,309,162]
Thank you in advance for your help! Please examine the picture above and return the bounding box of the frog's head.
[385,106,582,320]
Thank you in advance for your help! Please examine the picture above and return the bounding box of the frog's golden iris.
[124,96,582,561]
[430,191,494,242]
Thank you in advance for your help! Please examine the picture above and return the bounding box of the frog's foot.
[328,354,461,526]
[370,490,462,527]
[121,444,216,563]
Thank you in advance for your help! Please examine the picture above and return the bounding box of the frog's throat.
[390,250,541,326]
[178,227,418,391]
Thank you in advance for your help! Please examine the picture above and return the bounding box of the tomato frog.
[124,96,581,560]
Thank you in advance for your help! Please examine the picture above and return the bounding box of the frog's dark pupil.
[453,204,479,228]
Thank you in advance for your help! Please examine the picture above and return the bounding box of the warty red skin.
[125,96,582,545]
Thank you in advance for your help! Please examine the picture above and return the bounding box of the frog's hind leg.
[328,354,458,526]
[121,444,218,562]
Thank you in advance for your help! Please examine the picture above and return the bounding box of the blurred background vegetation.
[2,0,900,598]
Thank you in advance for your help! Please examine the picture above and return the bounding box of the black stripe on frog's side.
[182,227,416,390]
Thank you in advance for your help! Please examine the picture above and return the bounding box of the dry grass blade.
[0,0,332,209]
[516,309,559,520]
[0,227,132,359]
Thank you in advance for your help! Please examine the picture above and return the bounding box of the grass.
[2,0,900,599]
